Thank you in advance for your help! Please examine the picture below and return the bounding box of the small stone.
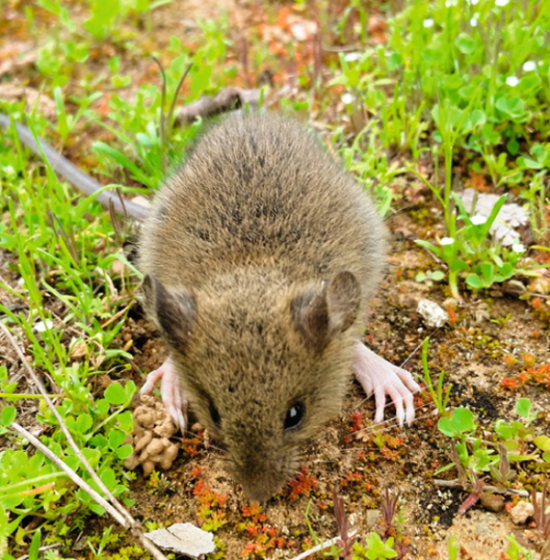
[417,299,449,328]
[480,493,504,512]
[145,522,216,557]
[510,501,534,524]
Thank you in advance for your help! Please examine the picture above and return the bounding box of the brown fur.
[139,114,387,501]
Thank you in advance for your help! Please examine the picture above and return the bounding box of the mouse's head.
[142,269,361,502]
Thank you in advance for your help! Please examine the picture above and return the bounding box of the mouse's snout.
[230,455,293,503]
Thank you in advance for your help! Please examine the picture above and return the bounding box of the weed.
[421,337,452,416]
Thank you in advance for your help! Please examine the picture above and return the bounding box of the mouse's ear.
[292,271,361,351]
[142,275,196,349]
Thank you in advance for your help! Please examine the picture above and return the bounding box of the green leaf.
[124,380,137,400]
[116,444,134,460]
[100,468,116,490]
[28,528,41,560]
[466,273,484,289]
[75,413,93,434]
[516,398,531,418]
[495,97,526,121]
[89,503,105,516]
[415,239,442,258]
[1,406,16,427]
[463,109,486,131]
[453,408,474,432]
[96,399,110,416]
[105,383,127,405]
[117,410,134,433]
[450,259,467,273]
[93,141,154,188]
[415,272,426,282]
[481,262,494,284]
[0,500,8,556]
[455,33,477,55]
[533,436,550,452]
[109,429,127,450]
[431,271,445,281]
[438,417,457,437]
[481,124,500,145]
[522,158,543,169]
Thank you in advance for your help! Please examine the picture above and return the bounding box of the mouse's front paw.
[353,342,421,427]
[140,357,187,433]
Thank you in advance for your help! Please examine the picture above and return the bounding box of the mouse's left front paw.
[140,356,187,433]
[353,342,421,427]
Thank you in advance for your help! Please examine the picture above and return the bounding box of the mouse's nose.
[233,457,289,503]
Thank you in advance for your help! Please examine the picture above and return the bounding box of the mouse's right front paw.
[140,357,187,433]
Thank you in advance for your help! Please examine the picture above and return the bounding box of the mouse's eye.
[209,401,221,428]
[284,402,305,431]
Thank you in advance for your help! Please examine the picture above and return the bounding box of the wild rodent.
[139,113,415,501]
[0,110,419,502]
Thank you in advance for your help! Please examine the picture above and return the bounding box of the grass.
[0,0,550,558]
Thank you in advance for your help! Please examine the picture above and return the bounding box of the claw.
[140,357,187,433]
[353,342,421,426]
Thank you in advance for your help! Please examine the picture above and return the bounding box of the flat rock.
[145,522,216,557]
[417,299,448,328]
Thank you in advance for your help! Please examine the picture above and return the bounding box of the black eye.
[209,401,221,428]
[284,402,305,431]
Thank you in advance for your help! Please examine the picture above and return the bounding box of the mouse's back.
[139,113,386,308]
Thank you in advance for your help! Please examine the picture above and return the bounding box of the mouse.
[0,110,420,502]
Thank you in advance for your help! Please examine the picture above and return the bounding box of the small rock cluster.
[124,394,180,476]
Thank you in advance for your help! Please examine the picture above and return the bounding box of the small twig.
[175,87,262,123]
[287,530,358,560]
[16,542,61,560]
[434,478,529,497]
[10,422,169,559]
[0,320,134,525]
[10,422,127,525]
[100,302,133,328]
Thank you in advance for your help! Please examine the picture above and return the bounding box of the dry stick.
[288,530,357,560]
[10,423,127,525]
[10,423,169,560]
[0,321,133,522]
[434,479,529,498]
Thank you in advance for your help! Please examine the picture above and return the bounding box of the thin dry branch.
[0,320,132,523]
[288,530,358,560]
[175,87,262,123]
[434,478,529,498]
[0,320,170,560]
[10,423,169,560]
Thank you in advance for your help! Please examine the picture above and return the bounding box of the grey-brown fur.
[139,114,387,501]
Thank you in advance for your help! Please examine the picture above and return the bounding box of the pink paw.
[140,357,187,433]
[353,342,421,426]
